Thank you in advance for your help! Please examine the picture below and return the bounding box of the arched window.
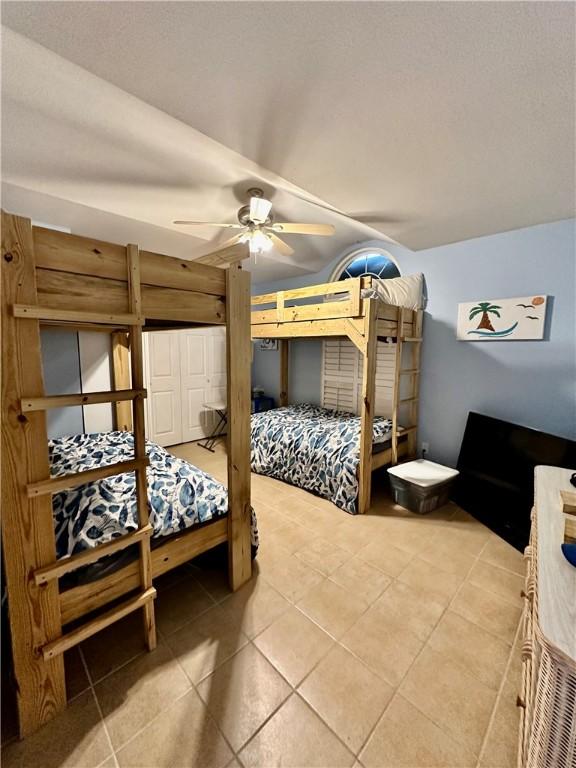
[333,248,401,282]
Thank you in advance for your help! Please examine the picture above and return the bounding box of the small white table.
[197,402,227,452]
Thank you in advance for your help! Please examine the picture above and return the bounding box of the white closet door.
[145,328,228,446]
[147,331,182,446]
[207,327,227,408]
[180,329,211,442]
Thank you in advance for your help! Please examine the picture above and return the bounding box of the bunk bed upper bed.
[250,275,423,515]
[1,211,253,738]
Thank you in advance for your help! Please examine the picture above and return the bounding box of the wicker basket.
[518,496,576,768]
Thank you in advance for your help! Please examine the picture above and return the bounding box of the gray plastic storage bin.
[387,460,459,515]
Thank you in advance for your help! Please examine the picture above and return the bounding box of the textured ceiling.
[2,1,575,275]
[2,28,384,280]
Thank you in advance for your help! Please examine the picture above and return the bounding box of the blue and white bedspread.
[50,431,259,559]
[251,404,393,513]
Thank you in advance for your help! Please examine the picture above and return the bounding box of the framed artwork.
[457,295,547,341]
[258,338,278,351]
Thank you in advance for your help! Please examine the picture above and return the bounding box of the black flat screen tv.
[453,412,576,551]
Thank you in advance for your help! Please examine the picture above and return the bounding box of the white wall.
[41,330,114,438]
[78,332,113,433]
[41,329,84,438]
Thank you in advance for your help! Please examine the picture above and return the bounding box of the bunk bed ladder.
[46,244,156,659]
[6,230,157,675]
[391,308,404,464]
[392,308,423,462]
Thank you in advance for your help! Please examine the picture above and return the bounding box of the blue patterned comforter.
[50,431,259,559]
[251,404,393,513]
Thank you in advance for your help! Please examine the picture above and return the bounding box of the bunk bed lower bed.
[51,431,258,586]
[251,404,408,513]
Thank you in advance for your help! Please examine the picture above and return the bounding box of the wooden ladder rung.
[397,425,417,435]
[399,369,420,376]
[401,337,422,342]
[42,587,157,661]
[27,457,149,498]
[21,388,146,412]
[399,397,419,404]
[13,304,143,327]
[33,524,153,586]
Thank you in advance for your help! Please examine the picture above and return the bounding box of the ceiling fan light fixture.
[249,196,273,224]
[244,229,273,254]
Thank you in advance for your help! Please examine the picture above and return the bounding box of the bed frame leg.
[2,212,67,736]
[279,339,289,407]
[111,331,132,431]
[226,265,252,590]
[358,300,378,514]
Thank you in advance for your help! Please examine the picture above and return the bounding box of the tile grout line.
[41,481,522,768]
[106,679,207,761]
[157,624,241,762]
[234,642,358,762]
[163,454,525,764]
[102,611,246,762]
[447,559,524,646]
[385,531,524,762]
[253,506,465,705]
[180,506,515,762]
[78,646,120,768]
[198,512,522,763]
[348,526,467,760]
[263,521,460,759]
[475,614,524,768]
[357,530,496,760]
[85,590,232,763]
[83,576,220,689]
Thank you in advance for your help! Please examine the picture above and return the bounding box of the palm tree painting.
[468,302,501,332]
[457,295,547,340]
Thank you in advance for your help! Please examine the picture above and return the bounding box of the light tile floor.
[2,441,524,768]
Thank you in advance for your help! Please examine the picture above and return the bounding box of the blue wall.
[252,220,576,466]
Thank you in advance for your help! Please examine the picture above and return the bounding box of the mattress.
[50,431,259,563]
[330,273,424,310]
[251,404,393,514]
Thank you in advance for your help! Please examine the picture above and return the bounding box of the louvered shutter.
[322,339,398,416]
[322,339,358,412]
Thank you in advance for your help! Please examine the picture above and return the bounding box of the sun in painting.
[532,296,545,306]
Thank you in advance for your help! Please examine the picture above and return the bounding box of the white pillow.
[368,273,424,310]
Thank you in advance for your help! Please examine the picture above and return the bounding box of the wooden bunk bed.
[1,211,252,737]
[251,276,423,514]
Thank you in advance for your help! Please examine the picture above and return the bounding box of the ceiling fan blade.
[270,222,335,237]
[249,196,273,224]
[173,221,243,228]
[193,234,249,267]
[269,233,295,257]
[283,191,401,245]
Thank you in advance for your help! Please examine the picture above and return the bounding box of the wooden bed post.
[407,310,423,458]
[111,331,132,430]
[358,300,378,514]
[1,212,67,736]
[226,264,252,590]
[126,245,157,651]
[279,339,289,407]
[391,308,404,465]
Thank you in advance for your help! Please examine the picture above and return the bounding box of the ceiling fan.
[173,187,335,263]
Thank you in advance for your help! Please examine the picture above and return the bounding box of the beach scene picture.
[457,295,547,341]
